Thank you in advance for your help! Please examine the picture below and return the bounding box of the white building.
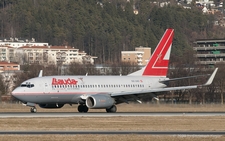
[0,46,15,61]
[16,45,97,65]
[0,38,48,48]
[121,47,151,66]
[0,38,97,65]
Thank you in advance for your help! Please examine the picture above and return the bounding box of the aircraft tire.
[83,105,89,113]
[30,107,37,113]
[78,105,89,113]
[106,105,117,113]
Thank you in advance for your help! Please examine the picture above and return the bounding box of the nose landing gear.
[30,107,37,113]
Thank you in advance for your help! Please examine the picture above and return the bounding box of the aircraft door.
[44,82,50,94]
[147,80,151,88]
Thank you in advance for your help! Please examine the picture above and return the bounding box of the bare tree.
[119,61,140,75]
[214,63,225,104]
[66,62,99,75]
[12,64,60,90]
[168,50,208,104]
[0,75,6,96]
[14,52,28,64]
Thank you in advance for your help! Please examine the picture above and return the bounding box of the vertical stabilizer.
[128,28,174,77]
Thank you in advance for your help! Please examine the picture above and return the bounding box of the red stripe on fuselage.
[12,92,108,95]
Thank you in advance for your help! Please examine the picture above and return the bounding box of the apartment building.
[17,45,96,65]
[0,46,15,61]
[193,39,225,68]
[121,46,151,66]
[0,38,97,65]
[0,61,20,72]
[0,37,48,48]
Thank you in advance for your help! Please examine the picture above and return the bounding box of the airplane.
[11,28,218,113]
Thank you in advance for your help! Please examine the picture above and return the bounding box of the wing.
[111,68,218,102]
[159,74,211,84]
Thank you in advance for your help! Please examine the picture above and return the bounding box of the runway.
[0,112,225,118]
[0,112,224,136]
[0,131,224,135]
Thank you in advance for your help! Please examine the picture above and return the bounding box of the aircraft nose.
[11,87,20,98]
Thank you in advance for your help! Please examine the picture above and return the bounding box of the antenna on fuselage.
[38,70,43,77]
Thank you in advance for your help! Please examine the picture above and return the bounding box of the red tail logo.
[142,28,174,76]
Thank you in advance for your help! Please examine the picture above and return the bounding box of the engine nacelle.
[86,95,114,109]
[39,104,64,109]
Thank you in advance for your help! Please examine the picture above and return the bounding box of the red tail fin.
[142,28,174,76]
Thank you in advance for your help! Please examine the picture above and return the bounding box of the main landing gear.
[77,105,117,113]
[30,107,37,113]
[106,105,117,113]
[78,104,89,113]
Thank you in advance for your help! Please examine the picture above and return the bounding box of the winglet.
[38,70,43,77]
[203,68,218,86]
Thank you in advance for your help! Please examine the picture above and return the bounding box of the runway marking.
[0,112,225,118]
[0,131,224,135]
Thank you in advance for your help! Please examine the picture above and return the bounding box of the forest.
[0,0,224,63]
[1,0,225,104]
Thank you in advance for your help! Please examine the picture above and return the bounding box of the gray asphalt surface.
[0,131,224,135]
[0,112,225,118]
[0,112,224,135]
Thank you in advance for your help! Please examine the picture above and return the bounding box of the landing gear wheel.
[78,105,89,113]
[106,105,117,113]
[30,107,37,113]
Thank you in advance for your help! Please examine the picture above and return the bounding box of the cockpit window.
[20,82,34,88]
[21,84,27,87]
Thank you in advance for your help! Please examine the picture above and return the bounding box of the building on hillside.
[0,61,20,72]
[0,61,20,95]
[0,46,15,61]
[0,37,48,48]
[0,37,97,65]
[193,39,225,68]
[17,45,97,65]
[121,46,151,66]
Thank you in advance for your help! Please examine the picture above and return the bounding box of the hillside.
[0,0,224,63]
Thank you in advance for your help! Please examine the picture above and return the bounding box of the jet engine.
[39,104,64,109]
[86,95,114,109]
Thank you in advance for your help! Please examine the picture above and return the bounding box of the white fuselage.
[12,75,167,104]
